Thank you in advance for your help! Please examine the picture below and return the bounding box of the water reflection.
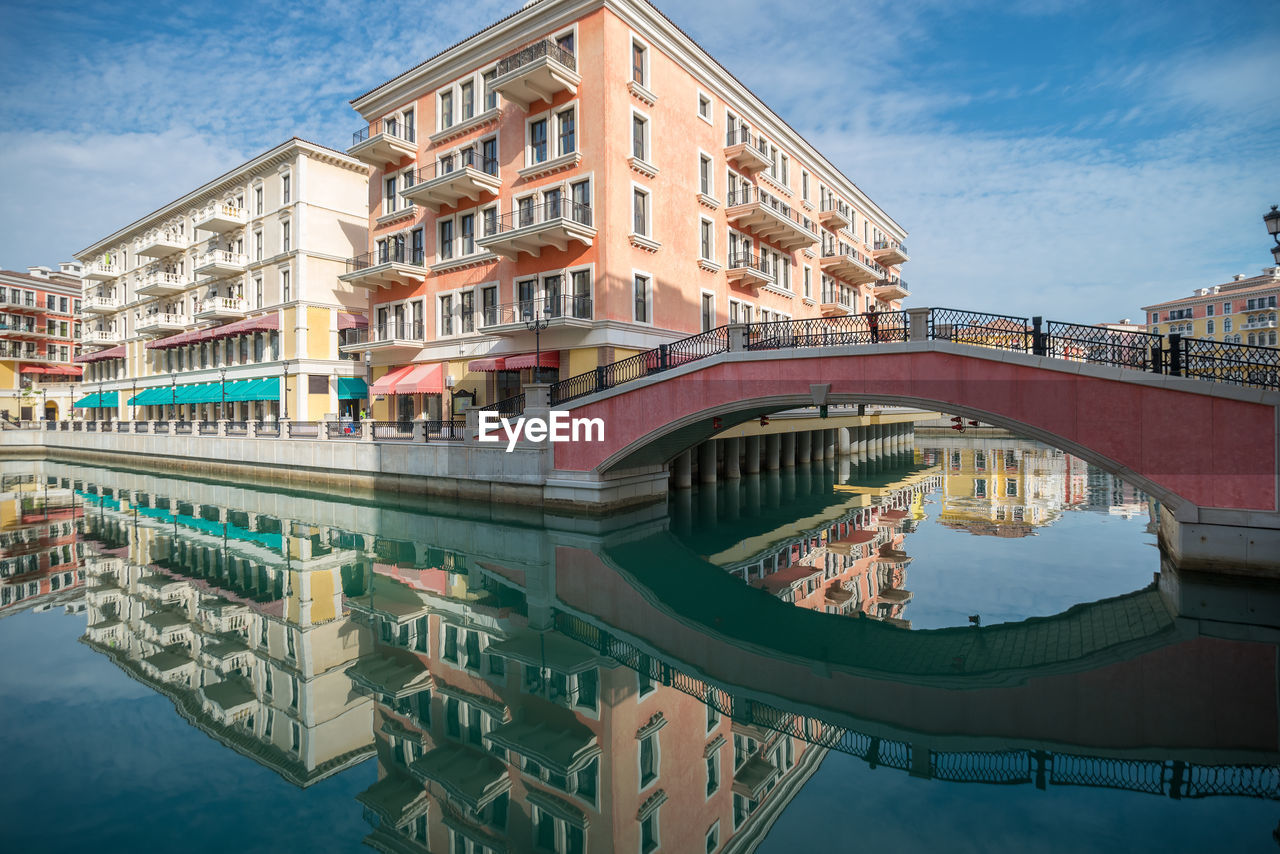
[0,443,1277,852]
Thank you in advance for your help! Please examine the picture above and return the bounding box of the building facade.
[1142,266,1280,347]
[343,0,910,420]
[0,265,84,422]
[73,139,371,422]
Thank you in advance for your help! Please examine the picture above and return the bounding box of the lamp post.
[171,373,177,421]
[282,360,290,419]
[1264,205,1280,266]
[130,380,136,424]
[524,308,551,385]
[219,367,226,421]
[98,378,104,424]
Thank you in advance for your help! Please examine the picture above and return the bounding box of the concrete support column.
[796,430,811,463]
[854,426,866,456]
[780,433,796,468]
[744,436,761,474]
[360,418,375,442]
[824,428,837,460]
[698,441,718,484]
[809,430,824,461]
[724,437,741,479]
[246,420,258,439]
[837,426,851,457]
[217,419,227,437]
[412,421,426,442]
[672,450,693,489]
[764,434,781,470]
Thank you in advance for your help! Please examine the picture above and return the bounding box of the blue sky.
[0,0,1275,320]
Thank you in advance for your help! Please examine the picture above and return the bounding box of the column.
[764,434,781,470]
[824,429,837,460]
[698,441,718,484]
[724,437,741,479]
[744,436,761,474]
[780,433,796,468]
[837,426,851,457]
[672,450,692,489]
[796,430,811,463]
[809,430,824,461]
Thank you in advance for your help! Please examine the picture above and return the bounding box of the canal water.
[0,434,1276,853]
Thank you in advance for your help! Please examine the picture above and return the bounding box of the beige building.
[73,138,372,423]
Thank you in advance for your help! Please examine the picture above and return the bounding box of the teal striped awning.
[338,377,368,399]
[72,392,119,409]
[127,378,281,406]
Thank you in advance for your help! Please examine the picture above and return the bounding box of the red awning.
[392,363,443,395]
[206,312,280,341]
[369,364,415,396]
[19,365,46,374]
[146,328,203,350]
[504,351,560,370]
[467,357,506,372]
[879,509,909,521]
[338,312,368,330]
[75,345,126,363]
[831,530,876,546]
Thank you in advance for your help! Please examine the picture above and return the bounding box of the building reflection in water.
[3,442,1273,851]
[0,473,87,618]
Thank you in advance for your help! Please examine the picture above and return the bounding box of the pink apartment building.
[342,0,909,421]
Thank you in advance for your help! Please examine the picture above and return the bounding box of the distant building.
[0,264,84,421]
[1141,267,1279,346]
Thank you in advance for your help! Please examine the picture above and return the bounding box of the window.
[282,221,291,253]
[632,113,649,162]
[384,175,397,214]
[632,39,647,86]
[700,219,714,260]
[254,277,263,308]
[571,269,591,318]
[639,733,658,788]
[801,170,810,201]
[633,188,650,237]
[629,277,650,323]
[280,269,290,302]
[640,810,659,854]
[1224,318,1233,332]
[255,231,263,261]
[254,186,263,214]
[701,292,714,331]
[636,656,656,696]
[780,153,789,186]
[1006,478,1018,497]
[481,136,498,175]
[281,173,291,204]
[461,290,475,333]
[529,118,548,164]
[1223,302,1232,314]
[698,92,711,120]
[699,154,713,196]
[803,266,812,298]
[460,80,474,121]
[483,69,497,110]
[460,213,475,255]
[571,179,591,224]
[1206,303,1215,316]
[439,220,454,261]
[557,106,576,156]
[440,294,454,336]
[440,90,454,129]
[706,749,720,796]
[1207,319,1215,333]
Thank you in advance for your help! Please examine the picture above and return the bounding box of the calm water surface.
[0,434,1276,853]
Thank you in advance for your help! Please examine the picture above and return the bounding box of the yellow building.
[1142,266,1279,347]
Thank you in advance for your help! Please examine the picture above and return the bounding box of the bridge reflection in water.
[3,439,1276,852]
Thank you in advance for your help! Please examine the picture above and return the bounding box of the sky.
[0,0,1275,322]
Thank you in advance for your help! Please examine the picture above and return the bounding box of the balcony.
[194,202,249,234]
[819,289,854,316]
[348,117,417,168]
[0,323,49,340]
[339,320,426,356]
[83,260,121,281]
[819,205,851,232]
[135,271,187,297]
[83,295,122,315]
[872,240,910,267]
[83,329,123,346]
[725,187,818,251]
[874,279,910,302]
[724,128,771,174]
[3,298,47,314]
[489,39,580,109]
[193,297,248,321]
[136,313,189,336]
[480,295,593,335]
[475,198,595,260]
[338,248,427,290]
[401,149,501,211]
[194,250,248,278]
[820,243,883,285]
[136,230,189,258]
[725,251,775,289]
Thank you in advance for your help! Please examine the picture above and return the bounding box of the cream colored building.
[73,138,372,422]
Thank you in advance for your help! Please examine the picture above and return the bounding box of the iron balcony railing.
[820,287,854,307]
[727,251,772,276]
[725,186,815,235]
[823,242,887,277]
[344,320,425,346]
[352,116,415,148]
[494,38,577,77]
[482,295,592,327]
[484,197,593,236]
[874,239,909,255]
[725,127,770,157]
[344,247,426,274]
[408,147,500,185]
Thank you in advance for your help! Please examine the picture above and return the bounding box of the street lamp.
[524,307,550,385]
[171,373,177,421]
[282,360,291,419]
[219,367,226,421]
[1265,205,1280,266]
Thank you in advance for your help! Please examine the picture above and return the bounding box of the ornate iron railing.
[423,420,465,441]
[371,421,412,440]
[930,308,1032,351]
[1043,320,1161,372]
[479,394,525,417]
[494,38,577,77]
[746,313,908,350]
[1173,334,1280,388]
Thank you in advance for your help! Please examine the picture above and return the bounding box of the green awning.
[338,377,368,399]
[72,392,119,408]
[126,378,281,406]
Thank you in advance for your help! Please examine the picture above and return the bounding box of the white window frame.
[697,149,715,199]
[700,288,716,331]
[525,111,552,167]
[632,270,654,325]
[698,216,715,261]
[629,33,652,89]
[696,89,713,124]
[638,731,660,790]
[278,265,291,304]
[631,182,653,239]
[630,107,653,165]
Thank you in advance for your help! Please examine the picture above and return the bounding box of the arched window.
[1206,319,1214,334]
[1224,318,1233,332]
[1248,333,1256,345]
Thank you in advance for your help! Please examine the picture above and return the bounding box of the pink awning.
[20,365,46,374]
[369,364,415,396]
[504,351,560,370]
[393,363,443,395]
[879,509,909,521]
[831,530,876,546]
[75,345,126,363]
[338,312,368,330]
[467,357,506,372]
[206,312,280,341]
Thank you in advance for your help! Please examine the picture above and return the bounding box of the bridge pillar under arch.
[824,428,837,460]
[837,426,851,457]
[764,434,780,470]
[781,433,796,468]
[744,436,761,474]
[797,430,811,463]
[698,441,717,484]
[672,450,692,489]
[853,426,866,456]
[724,437,741,479]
